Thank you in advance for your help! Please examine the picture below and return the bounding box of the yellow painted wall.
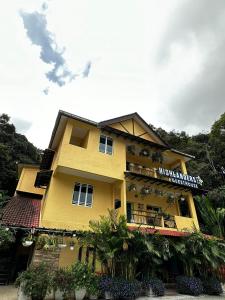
[56,119,126,180]
[16,167,44,196]
[41,173,114,230]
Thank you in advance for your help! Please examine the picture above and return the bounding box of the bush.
[0,226,15,249]
[15,263,52,300]
[176,276,203,296]
[104,277,141,299]
[52,268,74,299]
[149,278,165,296]
[87,273,100,296]
[99,275,113,293]
[203,278,223,295]
[71,261,91,289]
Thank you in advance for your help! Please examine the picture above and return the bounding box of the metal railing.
[128,209,176,229]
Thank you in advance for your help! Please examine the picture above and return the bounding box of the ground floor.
[1,285,224,300]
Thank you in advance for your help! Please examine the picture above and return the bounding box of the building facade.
[2,111,205,272]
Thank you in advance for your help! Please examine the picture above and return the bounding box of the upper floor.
[36,111,203,191]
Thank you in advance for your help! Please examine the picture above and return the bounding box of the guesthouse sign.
[158,167,203,189]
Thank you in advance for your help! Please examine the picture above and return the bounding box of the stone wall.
[31,247,60,270]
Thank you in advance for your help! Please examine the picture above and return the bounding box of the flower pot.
[75,288,86,300]
[104,291,112,299]
[54,289,64,300]
[18,286,29,300]
[89,294,98,300]
[58,244,67,249]
[22,240,33,247]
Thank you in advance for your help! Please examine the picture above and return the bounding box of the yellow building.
[2,111,206,270]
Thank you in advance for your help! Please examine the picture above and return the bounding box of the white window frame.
[99,134,113,155]
[72,183,93,208]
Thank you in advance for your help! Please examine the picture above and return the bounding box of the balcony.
[128,209,176,229]
[126,161,205,195]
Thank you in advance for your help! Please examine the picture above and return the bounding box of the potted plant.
[167,193,175,204]
[139,148,150,157]
[141,186,151,195]
[22,234,35,247]
[58,237,67,249]
[99,276,113,299]
[87,274,100,300]
[71,261,90,300]
[127,145,135,155]
[15,262,52,300]
[44,235,58,251]
[52,268,74,300]
[128,183,137,192]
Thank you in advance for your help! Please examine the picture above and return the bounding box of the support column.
[180,159,187,174]
[187,193,199,230]
[120,181,127,217]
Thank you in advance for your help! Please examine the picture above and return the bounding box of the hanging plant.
[152,151,164,163]
[167,193,175,204]
[42,235,58,251]
[141,186,151,195]
[22,234,35,247]
[155,189,163,197]
[58,237,67,249]
[139,148,150,157]
[180,195,186,202]
[127,145,136,155]
[128,183,137,192]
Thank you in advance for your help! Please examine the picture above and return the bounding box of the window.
[72,183,93,207]
[70,127,89,148]
[99,135,113,155]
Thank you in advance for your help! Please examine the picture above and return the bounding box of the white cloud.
[0,0,224,149]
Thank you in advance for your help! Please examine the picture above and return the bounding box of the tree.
[195,196,225,238]
[0,114,41,196]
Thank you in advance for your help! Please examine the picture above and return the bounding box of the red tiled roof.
[1,194,41,228]
[128,226,189,237]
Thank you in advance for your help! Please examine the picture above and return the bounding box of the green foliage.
[0,114,41,196]
[15,262,52,300]
[0,225,15,249]
[195,196,225,238]
[71,261,91,289]
[52,268,74,299]
[171,232,225,277]
[203,277,223,295]
[176,276,203,296]
[87,273,100,296]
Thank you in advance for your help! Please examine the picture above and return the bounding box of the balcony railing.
[127,162,156,177]
[128,209,177,229]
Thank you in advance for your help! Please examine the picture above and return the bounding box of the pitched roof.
[1,194,41,228]
[98,112,169,147]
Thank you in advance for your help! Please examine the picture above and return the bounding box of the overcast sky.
[1,0,225,149]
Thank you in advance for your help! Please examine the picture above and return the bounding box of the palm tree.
[195,196,225,238]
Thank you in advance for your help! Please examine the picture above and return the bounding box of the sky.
[1,0,225,149]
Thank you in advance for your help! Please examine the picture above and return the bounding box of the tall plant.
[195,196,225,238]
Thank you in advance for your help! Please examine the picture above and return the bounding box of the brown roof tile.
[1,194,41,228]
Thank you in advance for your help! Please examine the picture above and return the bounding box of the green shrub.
[176,276,203,296]
[71,261,91,289]
[149,278,165,296]
[15,263,52,300]
[52,268,74,299]
[0,226,15,249]
[203,277,223,295]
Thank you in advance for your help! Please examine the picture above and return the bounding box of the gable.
[110,119,158,143]
[99,112,167,147]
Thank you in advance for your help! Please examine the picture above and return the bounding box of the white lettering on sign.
[158,168,203,188]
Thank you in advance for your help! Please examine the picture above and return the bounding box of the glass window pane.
[72,183,80,205]
[86,185,93,207]
[79,184,87,206]
[99,135,106,153]
[106,138,113,155]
